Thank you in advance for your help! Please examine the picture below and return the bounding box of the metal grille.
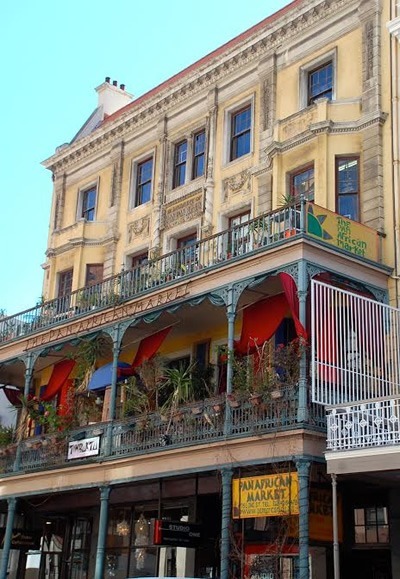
[311,279,400,406]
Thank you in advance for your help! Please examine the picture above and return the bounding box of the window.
[58,269,73,298]
[173,140,187,188]
[290,165,314,202]
[193,130,206,179]
[336,157,360,221]
[131,253,148,269]
[81,186,97,221]
[354,507,389,545]
[85,264,103,286]
[228,211,251,256]
[230,105,251,161]
[300,50,336,109]
[308,61,333,105]
[177,233,198,272]
[135,157,153,206]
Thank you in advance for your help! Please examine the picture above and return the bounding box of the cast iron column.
[296,458,310,579]
[297,259,308,423]
[0,496,17,578]
[94,485,110,579]
[220,468,233,579]
[105,325,122,455]
[332,474,340,579]
[14,353,34,472]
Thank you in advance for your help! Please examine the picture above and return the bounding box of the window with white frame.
[300,50,336,109]
[171,129,206,189]
[224,98,254,164]
[135,157,153,206]
[79,184,97,221]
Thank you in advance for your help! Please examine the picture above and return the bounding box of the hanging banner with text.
[306,203,378,262]
[232,473,299,519]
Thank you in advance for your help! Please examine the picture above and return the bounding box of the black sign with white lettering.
[0,528,41,550]
[153,520,202,547]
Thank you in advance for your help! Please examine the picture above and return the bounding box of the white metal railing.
[327,397,400,450]
[311,280,400,406]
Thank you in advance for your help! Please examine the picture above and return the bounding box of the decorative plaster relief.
[162,190,203,230]
[223,170,251,201]
[280,109,317,141]
[127,217,150,243]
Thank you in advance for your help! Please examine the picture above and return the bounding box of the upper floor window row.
[230,105,252,161]
[172,129,206,189]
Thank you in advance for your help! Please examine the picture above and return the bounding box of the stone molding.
[265,110,387,159]
[43,0,349,174]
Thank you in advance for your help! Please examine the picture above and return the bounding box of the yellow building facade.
[0,1,396,578]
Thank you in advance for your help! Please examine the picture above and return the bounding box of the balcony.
[0,389,325,478]
[0,201,381,347]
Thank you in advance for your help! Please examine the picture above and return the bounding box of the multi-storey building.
[0,0,395,578]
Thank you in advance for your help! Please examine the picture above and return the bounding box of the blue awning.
[88,362,132,391]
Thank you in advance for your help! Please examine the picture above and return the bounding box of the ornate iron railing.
[0,390,325,476]
[0,204,304,344]
[327,396,400,451]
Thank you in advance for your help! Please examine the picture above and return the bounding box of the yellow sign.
[232,473,299,519]
[306,203,378,262]
[287,487,343,543]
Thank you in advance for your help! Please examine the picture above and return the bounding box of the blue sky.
[0,0,288,316]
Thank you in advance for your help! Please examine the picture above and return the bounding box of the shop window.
[354,506,389,545]
[135,157,153,206]
[336,156,360,221]
[290,164,314,202]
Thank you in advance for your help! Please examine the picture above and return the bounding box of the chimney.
[95,78,134,117]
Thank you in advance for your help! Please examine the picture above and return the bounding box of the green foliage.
[122,376,150,417]
[71,336,109,390]
[161,361,198,412]
[20,396,71,434]
[0,425,16,448]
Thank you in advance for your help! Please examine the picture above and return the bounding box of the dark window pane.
[230,106,251,161]
[82,186,96,221]
[136,158,153,206]
[337,157,359,221]
[291,167,314,201]
[193,131,205,178]
[173,141,187,187]
[308,62,333,104]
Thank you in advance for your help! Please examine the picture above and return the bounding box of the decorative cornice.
[46,234,119,257]
[388,16,400,41]
[43,0,350,174]
[265,110,388,158]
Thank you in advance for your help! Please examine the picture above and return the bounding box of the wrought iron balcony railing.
[0,390,325,477]
[327,396,400,451]
[0,204,304,344]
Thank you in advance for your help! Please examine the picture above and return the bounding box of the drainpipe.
[297,260,308,422]
[220,468,233,579]
[332,474,340,579]
[0,497,17,578]
[296,459,310,579]
[94,486,111,579]
[105,325,122,455]
[390,0,400,307]
[14,353,34,472]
